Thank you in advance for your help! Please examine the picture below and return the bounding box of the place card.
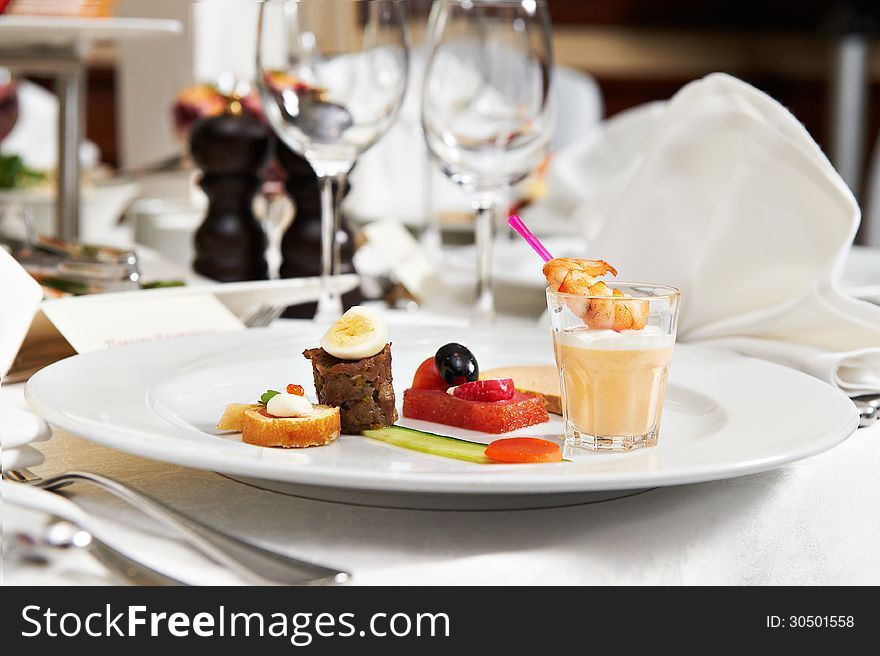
[362,219,444,301]
[40,293,244,354]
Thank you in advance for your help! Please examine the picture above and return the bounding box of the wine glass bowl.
[423,32,552,191]
[421,0,553,320]
[256,0,409,318]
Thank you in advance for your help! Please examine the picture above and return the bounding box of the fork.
[244,303,287,328]
[3,468,350,586]
[12,515,187,585]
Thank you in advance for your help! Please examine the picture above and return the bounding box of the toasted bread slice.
[240,405,341,448]
[481,365,562,415]
[217,403,259,431]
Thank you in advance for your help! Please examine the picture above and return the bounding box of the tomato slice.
[484,437,562,464]
[410,357,451,390]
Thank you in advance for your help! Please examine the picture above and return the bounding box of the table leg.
[55,65,84,241]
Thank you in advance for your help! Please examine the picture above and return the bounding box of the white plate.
[26,325,858,502]
[0,181,141,243]
[39,274,360,327]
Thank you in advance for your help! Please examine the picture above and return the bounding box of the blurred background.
[1,0,879,317]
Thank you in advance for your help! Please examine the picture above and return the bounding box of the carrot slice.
[484,437,562,464]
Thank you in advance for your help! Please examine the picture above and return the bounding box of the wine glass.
[257,0,409,320]
[421,0,553,321]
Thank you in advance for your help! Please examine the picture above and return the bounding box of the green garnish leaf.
[140,279,186,289]
[0,153,48,189]
[259,390,281,405]
[39,276,89,295]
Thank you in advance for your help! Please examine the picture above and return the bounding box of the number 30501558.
[766,616,854,628]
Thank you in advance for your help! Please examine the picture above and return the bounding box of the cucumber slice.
[361,425,493,464]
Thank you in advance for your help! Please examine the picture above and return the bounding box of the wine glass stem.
[420,147,442,260]
[316,173,345,321]
[473,197,496,323]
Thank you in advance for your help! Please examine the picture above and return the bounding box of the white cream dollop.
[320,305,388,360]
[558,326,674,350]
[266,393,315,418]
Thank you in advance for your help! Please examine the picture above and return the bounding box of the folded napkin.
[539,73,880,395]
[1,248,48,471]
[0,247,42,377]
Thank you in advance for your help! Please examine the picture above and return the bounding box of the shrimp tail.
[542,258,617,291]
[544,257,646,331]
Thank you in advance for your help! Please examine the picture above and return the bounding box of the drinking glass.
[257,0,409,320]
[547,283,680,453]
[421,0,553,321]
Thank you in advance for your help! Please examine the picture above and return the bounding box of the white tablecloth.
[5,240,880,585]
[3,376,878,586]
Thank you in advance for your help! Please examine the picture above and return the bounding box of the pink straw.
[508,214,554,262]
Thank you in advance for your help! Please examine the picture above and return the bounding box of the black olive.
[435,343,479,385]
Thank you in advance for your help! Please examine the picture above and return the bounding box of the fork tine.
[4,468,41,483]
[244,304,271,328]
[245,303,285,328]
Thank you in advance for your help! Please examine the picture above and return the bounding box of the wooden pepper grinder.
[275,139,361,318]
[190,110,270,281]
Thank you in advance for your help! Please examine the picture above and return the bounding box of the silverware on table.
[3,468,350,586]
[4,233,142,294]
[854,395,880,428]
[14,517,186,585]
[89,533,189,586]
[244,303,287,328]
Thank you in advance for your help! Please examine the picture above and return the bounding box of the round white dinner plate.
[26,325,858,505]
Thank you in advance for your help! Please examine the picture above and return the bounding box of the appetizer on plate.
[480,365,562,415]
[218,384,341,448]
[363,425,562,464]
[402,343,549,433]
[303,306,398,433]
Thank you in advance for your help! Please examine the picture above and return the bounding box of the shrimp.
[543,258,648,331]
[543,258,617,292]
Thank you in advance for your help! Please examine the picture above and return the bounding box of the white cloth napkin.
[0,247,42,377]
[539,73,880,395]
[0,248,48,470]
